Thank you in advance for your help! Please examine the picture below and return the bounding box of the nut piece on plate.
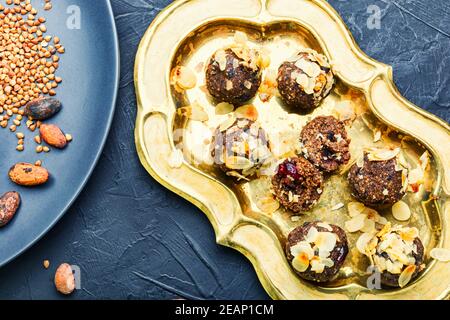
[40,124,68,149]
[205,45,263,105]
[300,115,351,172]
[0,191,21,227]
[54,263,76,295]
[9,163,49,186]
[286,221,349,282]
[348,148,406,208]
[271,157,323,213]
[277,48,334,110]
[211,115,271,179]
[356,223,425,288]
[24,97,62,121]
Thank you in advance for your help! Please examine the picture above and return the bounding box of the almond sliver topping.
[292,253,310,272]
[235,104,258,121]
[215,102,234,115]
[219,116,236,132]
[366,147,400,161]
[348,202,366,217]
[317,222,333,231]
[314,232,337,254]
[430,248,450,262]
[356,232,374,255]
[392,201,411,221]
[398,265,416,288]
[290,241,314,260]
[225,156,254,170]
[345,213,366,233]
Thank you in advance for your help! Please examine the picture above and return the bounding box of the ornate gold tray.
[134,0,450,299]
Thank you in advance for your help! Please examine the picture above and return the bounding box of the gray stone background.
[0,0,448,299]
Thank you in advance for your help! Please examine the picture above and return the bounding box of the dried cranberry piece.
[277,161,300,180]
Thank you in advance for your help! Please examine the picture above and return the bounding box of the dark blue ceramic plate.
[0,0,119,267]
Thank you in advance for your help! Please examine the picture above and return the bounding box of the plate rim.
[0,0,120,268]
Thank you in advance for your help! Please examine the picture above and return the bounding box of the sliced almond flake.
[373,130,382,142]
[408,167,424,185]
[305,227,319,243]
[303,77,316,95]
[419,151,430,171]
[171,66,197,89]
[373,255,387,272]
[397,152,410,170]
[168,149,184,169]
[331,202,344,211]
[215,102,234,115]
[235,104,258,121]
[430,248,450,262]
[376,222,392,238]
[366,147,400,161]
[315,53,331,68]
[361,218,376,233]
[398,265,416,288]
[226,80,233,91]
[226,170,250,181]
[310,258,325,273]
[257,50,271,69]
[291,241,314,260]
[292,253,310,272]
[291,216,301,222]
[392,201,411,221]
[347,201,365,217]
[295,73,309,88]
[334,101,356,122]
[345,213,366,233]
[315,232,337,254]
[294,58,311,75]
[215,49,228,71]
[399,169,408,192]
[356,156,364,168]
[219,116,236,132]
[225,156,254,170]
[399,227,419,242]
[188,102,209,122]
[317,222,333,231]
[243,80,252,90]
[237,119,249,128]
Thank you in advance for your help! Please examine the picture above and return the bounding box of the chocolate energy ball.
[277,48,334,110]
[357,224,424,288]
[271,157,323,213]
[211,117,271,178]
[300,116,351,172]
[348,149,406,208]
[286,221,349,283]
[205,46,262,105]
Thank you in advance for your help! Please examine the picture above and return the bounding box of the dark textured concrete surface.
[0,0,448,299]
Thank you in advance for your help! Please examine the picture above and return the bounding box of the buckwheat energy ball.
[300,116,351,172]
[271,157,323,213]
[205,46,262,105]
[356,224,425,288]
[210,117,271,179]
[277,49,334,110]
[286,221,349,283]
[348,149,406,208]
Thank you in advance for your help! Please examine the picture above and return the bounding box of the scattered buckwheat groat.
[0,0,65,151]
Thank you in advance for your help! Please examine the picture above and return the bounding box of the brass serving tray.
[134,0,450,299]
